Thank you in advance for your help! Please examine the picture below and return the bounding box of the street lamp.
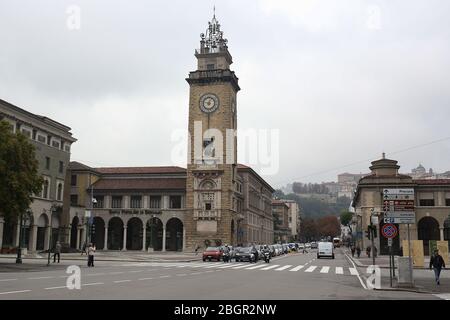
[47,204,59,266]
[16,210,32,264]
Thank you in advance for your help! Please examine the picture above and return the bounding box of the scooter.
[222,252,230,263]
[263,251,270,263]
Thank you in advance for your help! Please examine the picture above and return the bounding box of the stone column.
[122,226,127,251]
[79,227,85,249]
[29,224,38,252]
[182,227,186,252]
[162,226,166,252]
[44,226,51,251]
[104,227,108,250]
[142,225,146,251]
[440,227,444,241]
[14,223,21,247]
[0,217,4,250]
[76,227,81,250]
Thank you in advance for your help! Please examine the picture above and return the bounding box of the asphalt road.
[0,249,443,300]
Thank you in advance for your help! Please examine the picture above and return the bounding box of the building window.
[45,157,50,170]
[21,128,32,138]
[207,64,215,70]
[71,175,77,186]
[52,139,61,149]
[37,135,47,144]
[170,196,182,209]
[111,196,123,209]
[59,161,64,174]
[150,196,161,209]
[419,199,435,206]
[64,144,71,152]
[70,195,78,206]
[130,196,142,209]
[205,203,212,211]
[446,199,450,207]
[94,195,104,208]
[56,183,63,201]
[42,179,49,199]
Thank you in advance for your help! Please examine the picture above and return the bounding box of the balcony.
[194,210,221,220]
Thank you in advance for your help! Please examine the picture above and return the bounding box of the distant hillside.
[274,190,352,218]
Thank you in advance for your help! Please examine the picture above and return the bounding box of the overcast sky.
[1,0,450,188]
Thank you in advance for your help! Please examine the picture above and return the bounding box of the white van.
[317,242,334,259]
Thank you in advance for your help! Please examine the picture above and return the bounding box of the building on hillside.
[0,99,76,253]
[352,155,450,256]
[337,173,368,198]
[272,200,291,243]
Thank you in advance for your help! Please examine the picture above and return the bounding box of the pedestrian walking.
[366,246,371,258]
[356,246,361,258]
[53,241,61,263]
[351,246,356,257]
[87,243,96,267]
[429,249,446,285]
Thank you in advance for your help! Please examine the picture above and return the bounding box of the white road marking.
[434,293,450,300]
[275,265,292,271]
[190,272,202,275]
[335,267,344,274]
[86,273,105,276]
[204,263,223,269]
[45,286,66,290]
[204,270,215,273]
[28,276,53,280]
[232,264,252,269]
[129,270,143,273]
[82,282,104,286]
[349,268,359,276]
[159,275,171,278]
[244,264,267,270]
[320,266,330,273]
[217,263,243,269]
[113,280,131,283]
[108,272,124,275]
[0,279,17,282]
[0,290,31,295]
[261,264,280,271]
[289,265,304,272]
[138,277,154,281]
[305,266,317,272]
[176,274,187,276]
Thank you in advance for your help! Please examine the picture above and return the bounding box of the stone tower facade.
[185,13,240,251]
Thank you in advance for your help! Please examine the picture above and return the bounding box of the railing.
[194,210,220,220]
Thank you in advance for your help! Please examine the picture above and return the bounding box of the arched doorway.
[166,218,183,251]
[70,217,79,249]
[418,217,440,255]
[126,217,143,250]
[108,217,124,250]
[146,217,163,251]
[444,217,450,246]
[92,217,105,249]
[36,214,48,251]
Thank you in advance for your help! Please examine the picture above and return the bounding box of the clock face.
[200,94,219,113]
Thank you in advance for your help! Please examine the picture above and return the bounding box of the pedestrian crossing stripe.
[305,266,317,272]
[245,264,267,270]
[232,264,252,269]
[335,267,344,274]
[217,264,243,269]
[320,267,330,273]
[349,268,359,275]
[289,265,304,272]
[275,265,292,271]
[261,264,280,271]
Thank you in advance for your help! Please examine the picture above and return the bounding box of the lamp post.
[16,210,32,264]
[47,204,59,266]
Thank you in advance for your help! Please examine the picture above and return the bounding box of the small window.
[57,183,63,201]
[170,196,182,209]
[130,195,142,209]
[150,196,161,209]
[71,175,77,186]
[21,129,31,138]
[111,196,123,209]
[94,195,104,208]
[419,199,435,206]
[205,203,212,211]
[52,140,60,148]
[37,135,47,143]
[70,195,78,206]
[64,144,71,152]
[42,180,49,199]
[59,161,64,174]
[45,157,50,170]
[446,199,450,207]
[207,64,215,70]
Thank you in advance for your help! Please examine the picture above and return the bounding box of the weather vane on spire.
[198,6,228,54]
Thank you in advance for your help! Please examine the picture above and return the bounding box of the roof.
[69,161,99,173]
[413,179,450,185]
[95,166,186,175]
[91,178,186,191]
[237,164,275,193]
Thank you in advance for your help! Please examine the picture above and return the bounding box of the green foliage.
[0,120,43,221]
[340,211,353,226]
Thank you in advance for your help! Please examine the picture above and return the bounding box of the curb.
[0,256,202,263]
[374,287,433,294]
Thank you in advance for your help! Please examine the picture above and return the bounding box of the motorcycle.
[263,251,270,263]
[222,251,230,263]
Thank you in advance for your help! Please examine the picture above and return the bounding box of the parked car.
[268,245,276,257]
[317,242,335,259]
[202,246,222,262]
[305,243,311,249]
[235,247,257,262]
[288,243,296,252]
[281,244,288,254]
[310,242,318,249]
[298,243,305,250]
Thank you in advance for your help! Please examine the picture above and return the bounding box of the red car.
[202,246,222,262]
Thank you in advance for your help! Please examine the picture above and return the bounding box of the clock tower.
[185,12,240,250]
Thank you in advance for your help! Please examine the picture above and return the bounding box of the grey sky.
[1,0,449,188]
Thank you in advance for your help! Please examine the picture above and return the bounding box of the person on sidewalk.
[429,249,446,285]
[87,243,96,267]
[53,241,61,263]
[351,246,356,257]
[356,246,361,258]
[366,246,371,258]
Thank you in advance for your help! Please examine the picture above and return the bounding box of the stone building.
[0,98,76,252]
[279,199,299,241]
[352,155,450,256]
[272,200,291,243]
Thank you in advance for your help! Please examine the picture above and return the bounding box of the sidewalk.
[0,250,203,263]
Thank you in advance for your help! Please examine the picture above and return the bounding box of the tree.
[340,211,353,229]
[0,120,43,221]
[317,216,341,238]
[299,217,319,242]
